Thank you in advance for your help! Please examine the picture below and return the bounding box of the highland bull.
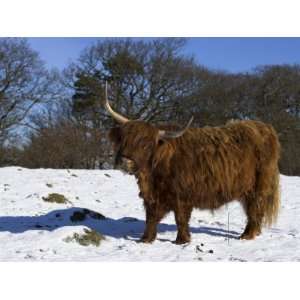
[104,84,281,244]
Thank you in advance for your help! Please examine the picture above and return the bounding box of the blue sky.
[28,37,300,73]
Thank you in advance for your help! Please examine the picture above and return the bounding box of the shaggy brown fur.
[109,119,280,244]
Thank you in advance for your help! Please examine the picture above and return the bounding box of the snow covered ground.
[0,167,299,261]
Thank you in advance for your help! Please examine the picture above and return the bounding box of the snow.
[0,167,299,261]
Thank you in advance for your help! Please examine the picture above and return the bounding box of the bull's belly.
[178,177,252,209]
[178,191,243,210]
[191,196,230,210]
[153,176,252,210]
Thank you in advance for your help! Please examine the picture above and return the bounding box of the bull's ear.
[108,127,122,145]
[153,134,175,170]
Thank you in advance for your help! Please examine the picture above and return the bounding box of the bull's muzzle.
[114,153,136,175]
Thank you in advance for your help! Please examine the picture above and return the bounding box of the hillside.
[0,167,299,261]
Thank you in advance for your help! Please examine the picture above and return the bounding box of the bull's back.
[164,120,279,209]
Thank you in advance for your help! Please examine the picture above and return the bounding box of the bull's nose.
[114,157,136,174]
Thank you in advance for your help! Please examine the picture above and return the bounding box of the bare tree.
[63,38,203,129]
[0,38,63,144]
[20,120,104,169]
[2,38,299,175]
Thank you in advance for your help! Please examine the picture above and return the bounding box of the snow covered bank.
[0,167,299,261]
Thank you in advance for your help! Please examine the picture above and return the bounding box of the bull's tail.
[263,168,280,227]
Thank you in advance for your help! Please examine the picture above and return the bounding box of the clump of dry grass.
[42,193,69,204]
[64,229,104,247]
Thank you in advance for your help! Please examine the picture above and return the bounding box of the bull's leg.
[174,204,192,244]
[240,194,263,240]
[140,202,168,243]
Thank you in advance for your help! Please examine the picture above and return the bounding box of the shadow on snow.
[0,207,240,241]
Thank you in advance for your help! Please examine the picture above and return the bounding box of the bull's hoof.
[139,236,156,243]
[239,231,257,240]
[239,233,254,240]
[240,227,261,240]
[175,236,191,245]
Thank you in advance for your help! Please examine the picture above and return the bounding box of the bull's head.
[105,82,193,174]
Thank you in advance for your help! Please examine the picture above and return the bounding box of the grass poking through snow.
[42,193,69,204]
[64,229,105,247]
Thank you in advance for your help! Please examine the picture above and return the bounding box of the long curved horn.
[158,116,194,139]
[104,81,129,124]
